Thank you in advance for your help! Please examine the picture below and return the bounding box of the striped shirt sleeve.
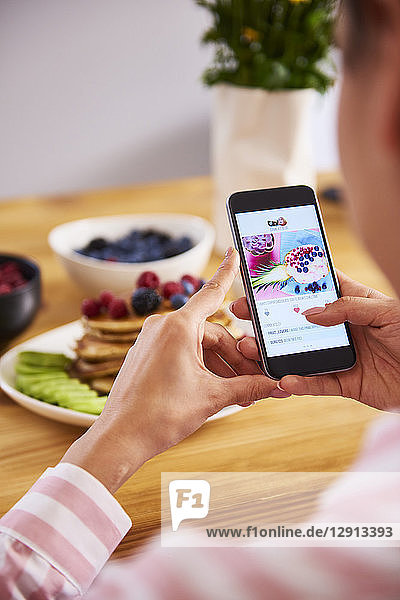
[82,414,400,600]
[0,415,399,599]
[0,462,132,599]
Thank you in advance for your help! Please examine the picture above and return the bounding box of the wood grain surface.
[0,175,392,558]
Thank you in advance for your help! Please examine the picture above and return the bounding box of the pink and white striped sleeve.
[0,462,131,599]
[0,415,399,600]
[82,414,400,600]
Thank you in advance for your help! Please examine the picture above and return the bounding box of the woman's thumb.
[218,374,280,409]
[302,296,393,327]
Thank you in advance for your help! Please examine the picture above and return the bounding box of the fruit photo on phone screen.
[242,230,334,300]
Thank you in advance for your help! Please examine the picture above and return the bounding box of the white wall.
[0,0,339,200]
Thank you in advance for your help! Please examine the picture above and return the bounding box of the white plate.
[0,321,243,428]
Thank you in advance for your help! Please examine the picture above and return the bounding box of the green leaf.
[196,0,336,93]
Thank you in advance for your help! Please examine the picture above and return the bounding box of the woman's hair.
[344,0,400,64]
[343,0,369,64]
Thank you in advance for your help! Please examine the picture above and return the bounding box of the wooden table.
[0,175,393,559]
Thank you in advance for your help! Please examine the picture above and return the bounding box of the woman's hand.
[62,248,281,492]
[232,270,400,412]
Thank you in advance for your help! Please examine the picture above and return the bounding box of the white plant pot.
[212,84,316,257]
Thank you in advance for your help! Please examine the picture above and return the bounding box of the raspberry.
[81,298,101,318]
[162,281,184,299]
[5,274,25,286]
[0,261,19,275]
[0,283,12,295]
[99,290,114,308]
[131,288,161,315]
[137,271,160,289]
[14,279,28,288]
[108,298,129,319]
[170,293,189,309]
[181,274,200,291]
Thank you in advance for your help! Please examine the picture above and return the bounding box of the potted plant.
[196,0,336,252]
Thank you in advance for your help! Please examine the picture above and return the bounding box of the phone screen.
[236,204,350,358]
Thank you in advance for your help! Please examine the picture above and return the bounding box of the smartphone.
[227,185,356,380]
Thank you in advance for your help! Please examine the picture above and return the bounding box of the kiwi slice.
[25,380,85,402]
[16,373,68,390]
[16,363,68,375]
[18,352,72,369]
[16,372,68,383]
[40,385,93,405]
[61,396,107,415]
[54,389,99,405]
[15,352,107,414]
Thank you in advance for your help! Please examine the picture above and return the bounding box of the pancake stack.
[69,301,233,395]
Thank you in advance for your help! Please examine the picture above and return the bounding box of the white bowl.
[48,213,215,295]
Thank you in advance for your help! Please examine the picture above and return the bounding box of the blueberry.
[165,236,192,257]
[318,252,323,257]
[303,267,308,273]
[322,283,327,290]
[127,230,141,242]
[147,248,164,261]
[182,280,195,295]
[164,244,179,258]
[177,236,193,253]
[132,251,147,262]
[117,238,135,252]
[315,246,319,250]
[142,228,159,239]
[304,261,309,265]
[88,249,106,260]
[295,285,300,294]
[309,257,314,262]
[101,247,117,259]
[155,232,171,245]
[304,254,309,259]
[131,288,162,315]
[170,293,189,309]
[78,228,193,264]
[312,252,317,257]
[297,268,302,273]
[86,237,108,252]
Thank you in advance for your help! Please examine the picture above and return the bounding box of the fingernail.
[225,246,234,258]
[229,301,236,313]
[302,306,325,316]
[277,381,286,392]
[270,389,291,399]
[241,401,255,407]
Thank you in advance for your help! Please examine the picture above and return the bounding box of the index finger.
[182,247,239,321]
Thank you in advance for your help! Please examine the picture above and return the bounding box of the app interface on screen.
[236,205,350,357]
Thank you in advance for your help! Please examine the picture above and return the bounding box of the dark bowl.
[0,254,41,348]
